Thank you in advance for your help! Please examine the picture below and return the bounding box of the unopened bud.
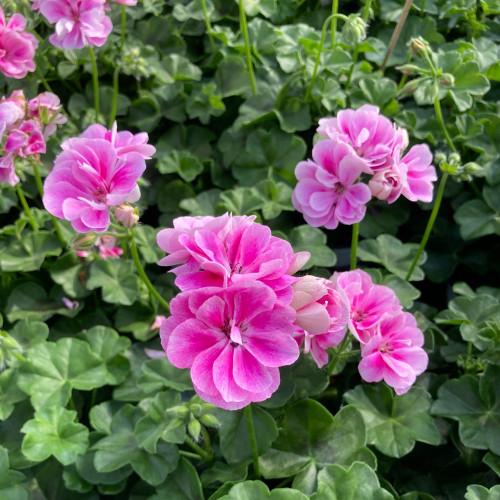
[189,403,202,416]
[411,37,431,58]
[166,405,189,418]
[188,418,201,440]
[72,233,97,252]
[199,414,220,428]
[440,73,455,86]
[464,162,482,175]
[434,153,446,165]
[114,204,139,228]
[396,64,423,76]
[399,77,424,95]
[342,14,367,46]
[448,153,461,166]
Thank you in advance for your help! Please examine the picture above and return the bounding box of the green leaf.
[8,319,49,350]
[161,54,202,83]
[445,61,490,112]
[0,446,28,500]
[217,480,308,500]
[138,358,193,393]
[0,369,27,421]
[358,77,398,108]
[311,462,394,500]
[215,56,253,97]
[157,150,204,182]
[358,234,426,281]
[465,485,500,500]
[21,407,89,465]
[432,365,500,454]
[186,83,226,125]
[18,338,107,409]
[344,385,442,458]
[484,452,500,477]
[288,225,336,270]
[455,199,500,240]
[46,253,89,299]
[87,259,141,306]
[255,179,295,221]
[180,189,222,216]
[215,405,278,464]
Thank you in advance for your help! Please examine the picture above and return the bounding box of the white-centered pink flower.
[358,312,428,395]
[161,283,299,410]
[292,140,372,229]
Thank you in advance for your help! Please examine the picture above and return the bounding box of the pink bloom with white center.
[4,119,46,158]
[334,269,402,344]
[291,276,350,368]
[81,122,156,160]
[0,153,19,186]
[358,312,428,395]
[161,282,299,410]
[0,7,38,79]
[368,163,406,204]
[34,0,112,50]
[27,92,67,137]
[43,137,146,233]
[317,105,407,172]
[157,214,310,303]
[292,140,372,229]
[398,144,437,203]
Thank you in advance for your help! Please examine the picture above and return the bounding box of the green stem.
[184,435,210,461]
[120,6,126,49]
[201,0,216,51]
[434,96,456,153]
[239,0,257,95]
[179,450,203,460]
[16,184,38,232]
[245,404,261,478]
[327,334,351,375]
[129,230,170,312]
[405,171,449,281]
[362,0,372,21]
[330,0,339,48]
[31,160,66,246]
[350,222,359,270]
[35,64,53,93]
[88,46,100,123]
[200,427,213,458]
[109,65,120,128]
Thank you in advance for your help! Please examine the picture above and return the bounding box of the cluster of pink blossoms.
[43,122,155,233]
[0,6,38,79]
[0,90,66,186]
[293,105,437,229]
[31,0,136,50]
[157,215,428,409]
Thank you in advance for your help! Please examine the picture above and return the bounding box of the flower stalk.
[245,404,261,478]
[239,0,257,95]
[350,222,359,270]
[88,46,100,123]
[15,184,38,232]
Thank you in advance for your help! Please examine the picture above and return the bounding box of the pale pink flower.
[43,137,146,233]
[107,0,137,6]
[27,92,67,137]
[114,204,139,227]
[0,91,26,136]
[292,140,372,229]
[291,276,350,368]
[157,214,310,303]
[368,163,406,203]
[34,0,112,49]
[150,315,167,331]
[0,153,19,186]
[0,7,38,79]
[398,144,437,203]
[97,234,123,259]
[333,269,401,344]
[81,122,156,160]
[4,119,46,158]
[317,105,407,172]
[161,283,299,410]
[358,312,428,395]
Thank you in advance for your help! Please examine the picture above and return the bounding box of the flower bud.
[166,405,189,418]
[199,414,220,428]
[342,14,367,46]
[396,64,423,76]
[440,73,455,86]
[410,37,431,58]
[448,153,461,166]
[115,204,139,228]
[72,233,97,252]
[464,162,483,175]
[188,418,201,440]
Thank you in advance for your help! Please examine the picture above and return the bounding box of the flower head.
[0,153,18,186]
[27,92,67,137]
[4,119,46,158]
[398,144,437,203]
[368,163,406,203]
[161,282,299,410]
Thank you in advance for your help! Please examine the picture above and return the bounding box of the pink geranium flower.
[43,137,145,232]
[0,7,38,79]
[161,283,299,410]
[291,276,350,368]
[0,153,19,186]
[292,140,372,229]
[107,0,137,5]
[4,119,46,158]
[0,91,26,136]
[27,92,67,138]
[358,312,428,395]
[157,214,310,303]
[398,144,437,203]
[97,234,123,259]
[33,0,112,49]
[317,105,407,172]
[81,122,156,159]
[368,163,406,204]
[334,269,401,344]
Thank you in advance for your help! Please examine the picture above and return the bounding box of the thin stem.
[362,0,372,20]
[327,334,351,375]
[88,46,100,123]
[350,222,359,270]
[184,435,210,460]
[201,0,216,51]
[245,404,261,478]
[405,171,449,281]
[16,184,38,232]
[120,6,126,49]
[179,450,203,460]
[330,0,339,48]
[239,0,257,95]
[129,230,170,312]
[35,64,54,93]
[434,97,456,153]
[109,65,120,128]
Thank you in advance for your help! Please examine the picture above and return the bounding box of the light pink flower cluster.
[43,122,154,233]
[293,105,437,229]
[0,6,38,79]
[158,214,311,410]
[0,90,66,186]
[335,269,428,394]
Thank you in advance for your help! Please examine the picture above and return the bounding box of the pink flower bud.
[368,164,405,204]
[114,204,139,228]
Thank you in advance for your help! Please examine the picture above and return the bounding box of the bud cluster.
[435,152,483,182]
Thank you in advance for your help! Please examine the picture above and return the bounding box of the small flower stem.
[179,450,203,460]
[201,0,216,51]
[120,6,126,49]
[239,0,257,95]
[15,184,38,232]
[434,96,457,153]
[330,0,339,48]
[88,46,100,123]
[184,435,210,460]
[327,333,351,375]
[362,0,372,20]
[350,222,359,270]
[405,171,449,281]
[128,230,170,312]
[30,160,66,246]
[245,404,261,478]
[35,64,54,93]
[109,66,120,128]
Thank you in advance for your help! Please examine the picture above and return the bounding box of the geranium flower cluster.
[0,6,38,79]
[292,105,437,229]
[43,122,155,233]
[31,0,136,50]
[0,90,66,186]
